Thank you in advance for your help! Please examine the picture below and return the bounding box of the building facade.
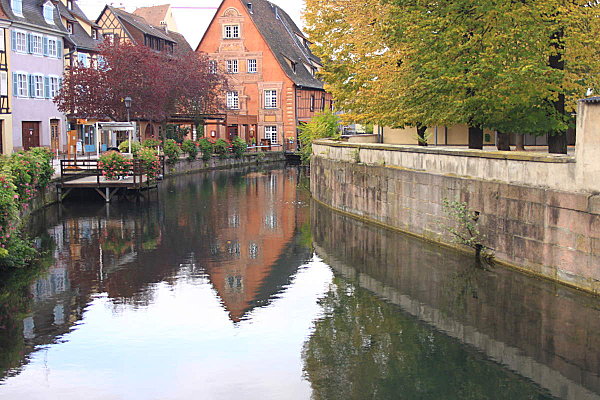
[1,0,68,152]
[196,0,332,150]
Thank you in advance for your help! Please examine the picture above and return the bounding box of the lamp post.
[124,96,132,154]
[124,96,132,123]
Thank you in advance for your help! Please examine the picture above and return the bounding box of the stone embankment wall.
[311,101,600,294]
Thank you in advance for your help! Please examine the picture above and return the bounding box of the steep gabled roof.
[105,5,175,43]
[245,0,324,90]
[0,0,68,33]
[167,30,192,55]
[133,4,177,32]
[57,1,100,51]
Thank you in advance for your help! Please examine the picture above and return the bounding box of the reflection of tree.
[0,233,55,378]
[303,277,555,400]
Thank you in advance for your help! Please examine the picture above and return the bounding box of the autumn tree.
[55,42,226,124]
[305,0,600,153]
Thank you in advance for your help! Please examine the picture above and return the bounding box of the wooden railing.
[60,157,165,188]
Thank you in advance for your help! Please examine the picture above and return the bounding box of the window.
[321,95,326,111]
[265,126,277,144]
[31,34,43,55]
[67,0,73,10]
[11,0,22,16]
[43,2,54,24]
[77,53,90,67]
[247,59,257,73]
[209,60,217,74]
[33,75,43,98]
[226,91,239,109]
[14,73,27,97]
[310,95,315,112]
[104,33,114,45]
[67,22,73,34]
[13,30,27,53]
[47,37,57,57]
[226,59,238,74]
[49,76,59,98]
[91,29,98,40]
[0,72,7,96]
[264,90,277,109]
[224,25,239,39]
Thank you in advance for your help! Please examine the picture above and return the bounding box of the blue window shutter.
[56,39,63,59]
[10,31,16,52]
[12,73,18,97]
[28,74,34,98]
[43,36,48,56]
[26,33,32,54]
[44,76,50,99]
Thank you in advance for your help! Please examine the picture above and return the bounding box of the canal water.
[0,166,598,399]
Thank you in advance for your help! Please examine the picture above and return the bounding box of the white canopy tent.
[95,122,136,157]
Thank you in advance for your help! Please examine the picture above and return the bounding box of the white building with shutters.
[2,0,68,152]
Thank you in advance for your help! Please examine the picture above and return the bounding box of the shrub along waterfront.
[0,148,54,269]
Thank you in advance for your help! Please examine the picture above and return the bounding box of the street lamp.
[124,96,132,123]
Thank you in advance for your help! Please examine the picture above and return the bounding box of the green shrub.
[298,110,341,164]
[214,139,229,159]
[98,151,132,180]
[118,140,142,154]
[198,138,214,161]
[136,148,162,182]
[142,138,161,149]
[231,137,247,158]
[163,139,182,165]
[181,140,198,161]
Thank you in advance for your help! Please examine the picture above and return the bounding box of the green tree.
[298,110,341,164]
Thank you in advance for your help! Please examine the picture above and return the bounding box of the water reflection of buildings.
[311,201,600,400]
[1,166,311,380]
[201,169,309,322]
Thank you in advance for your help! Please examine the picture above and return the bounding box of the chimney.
[160,21,168,34]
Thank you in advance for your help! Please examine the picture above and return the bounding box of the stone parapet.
[311,153,600,294]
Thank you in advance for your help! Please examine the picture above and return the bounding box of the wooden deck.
[58,159,160,203]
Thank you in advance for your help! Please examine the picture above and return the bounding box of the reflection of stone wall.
[311,153,600,294]
[312,202,600,399]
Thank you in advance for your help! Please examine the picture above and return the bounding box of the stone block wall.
[311,154,600,294]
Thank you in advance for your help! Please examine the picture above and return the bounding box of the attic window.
[291,61,297,73]
[43,2,54,24]
[67,22,73,34]
[92,29,98,40]
[246,3,252,13]
[67,0,73,10]
[11,0,23,17]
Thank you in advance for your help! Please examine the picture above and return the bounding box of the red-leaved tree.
[55,42,226,123]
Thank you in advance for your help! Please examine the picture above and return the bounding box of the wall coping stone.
[313,139,575,163]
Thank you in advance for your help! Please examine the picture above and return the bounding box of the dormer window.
[91,29,98,40]
[67,0,73,10]
[67,22,73,34]
[11,0,23,16]
[291,61,297,73]
[43,2,55,24]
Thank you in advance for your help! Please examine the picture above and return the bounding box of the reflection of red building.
[202,169,307,321]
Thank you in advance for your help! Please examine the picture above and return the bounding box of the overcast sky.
[78,0,306,49]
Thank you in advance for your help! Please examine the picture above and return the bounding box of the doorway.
[22,121,40,150]
[50,119,60,153]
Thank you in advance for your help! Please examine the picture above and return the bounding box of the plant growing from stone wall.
[441,199,493,261]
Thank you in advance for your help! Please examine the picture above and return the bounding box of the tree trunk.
[468,126,483,149]
[496,131,511,151]
[548,29,567,155]
[417,125,428,146]
[515,134,525,151]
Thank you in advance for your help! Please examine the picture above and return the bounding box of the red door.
[22,122,40,150]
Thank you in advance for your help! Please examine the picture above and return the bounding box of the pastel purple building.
[2,0,68,152]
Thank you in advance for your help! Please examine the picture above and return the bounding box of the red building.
[196,0,333,150]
